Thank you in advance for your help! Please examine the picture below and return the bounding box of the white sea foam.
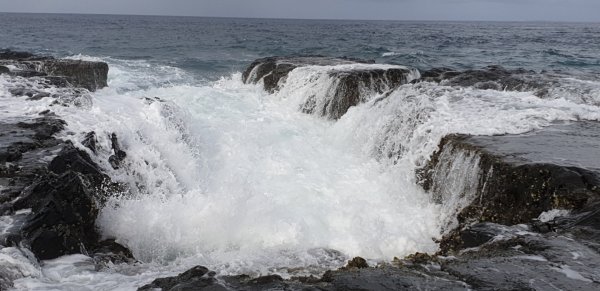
[552,265,593,282]
[4,56,600,289]
[382,52,401,57]
[538,209,571,223]
[273,64,420,118]
[546,76,600,106]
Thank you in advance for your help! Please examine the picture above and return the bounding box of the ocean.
[1,13,599,290]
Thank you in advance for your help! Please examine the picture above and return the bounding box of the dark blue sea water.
[2,13,600,80]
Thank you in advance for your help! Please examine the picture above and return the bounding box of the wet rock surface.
[242,56,374,89]
[420,65,549,96]
[421,121,600,229]
[0,51,132,288]
[0,49,108,91]
[2,53,599,290]
[440,222,600,290]
[139,219,600,290]
[403,120,600,289]
[243,56,418,119]
[0,115,131,285]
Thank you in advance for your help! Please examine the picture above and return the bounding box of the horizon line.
[0,11,598,24]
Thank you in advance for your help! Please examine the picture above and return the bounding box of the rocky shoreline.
[0,50,133,289]
[1,52,599,290]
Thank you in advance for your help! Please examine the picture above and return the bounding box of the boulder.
[342,256,369,269]
[92,239,136,267]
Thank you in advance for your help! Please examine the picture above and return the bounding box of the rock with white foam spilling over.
[243,56,420,119]
[419,121,600,245]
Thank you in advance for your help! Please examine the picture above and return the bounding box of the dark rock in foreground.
[0,51,130,288]
[139,217,600,290]
[243,56,419,119]
[0,117,132,287]
[441,222,600,290]
[0,117,128,260]
[138,266,221,291]
[137,260,467,291]
[0,49,108,91]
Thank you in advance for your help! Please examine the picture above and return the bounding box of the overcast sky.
[1,0,599,22]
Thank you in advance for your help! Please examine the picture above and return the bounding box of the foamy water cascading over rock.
[2,51,600,290]
[243,56,420,119]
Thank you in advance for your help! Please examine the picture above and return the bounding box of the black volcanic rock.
[82,131,98,154]
[343,256,369,269]
[22,171,100,260]
[1,119,132,264]
[40,60,109,91]
[243,56,418,119]
[0,52,133,289]
[108,133,127,169]
[0,65,9,74]
[419,121,600,252]
[420,65,549,96]
[242,56,374,89]
[0,50,108,91]
[0,50,39,60]
[138,266,218,291]
[92,239,136,266]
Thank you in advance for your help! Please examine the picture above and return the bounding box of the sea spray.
[6,57,600,289]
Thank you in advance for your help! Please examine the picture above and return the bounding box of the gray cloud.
[0,0,598,22]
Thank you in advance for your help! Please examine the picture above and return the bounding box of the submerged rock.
[92,239,136,267]
[425,65,600,106]
[243,56,418,119]
[0,50,42,60]
[420,65,550,97]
